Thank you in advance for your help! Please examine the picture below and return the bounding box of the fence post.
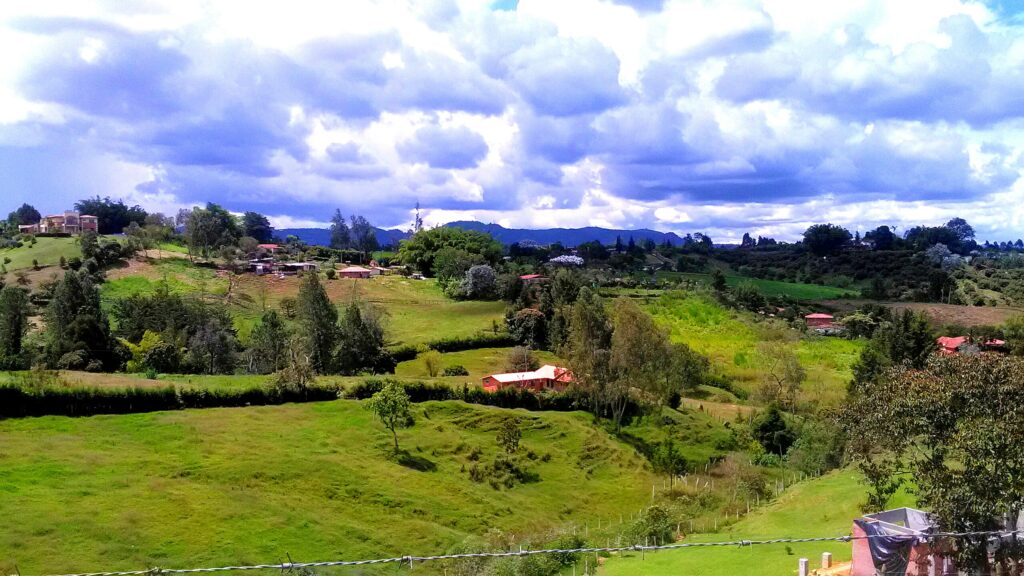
[822,552,832,569]
[798,558,809,576]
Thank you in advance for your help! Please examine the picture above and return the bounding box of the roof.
[340,266,372,273]
[257,243,278,249]
[486,365,572,384]
[937,336,968,349]
[805,313,834,319]
[519,274,545,280]
[985,338,1007,347]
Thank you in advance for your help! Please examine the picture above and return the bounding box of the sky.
[2,0,1024,242]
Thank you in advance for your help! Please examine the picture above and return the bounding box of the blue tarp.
[854,519,919,576]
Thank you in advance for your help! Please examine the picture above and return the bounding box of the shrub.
[442,365,469,376]
[426,333,515,352]
[389,344,419,363]
[423,350,442,377]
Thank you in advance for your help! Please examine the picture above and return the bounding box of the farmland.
[657,271,858,300]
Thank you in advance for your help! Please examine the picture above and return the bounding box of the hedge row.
[425,333,516,353]
[347,378,645,421]
[0,384,340,419]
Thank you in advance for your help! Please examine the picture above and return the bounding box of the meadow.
[0,236,83,270]
[600,469,916,576]
[647,291,863,406]
[0,400,663,575]
[656,271,859,300]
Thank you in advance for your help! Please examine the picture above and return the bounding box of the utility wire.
[35,529,1024,576]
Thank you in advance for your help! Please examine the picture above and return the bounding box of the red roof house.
[482,365,573,393]
[937,336,968,355]
[257,243,280,252]
[805,313,835,328]
[339,265,372,279]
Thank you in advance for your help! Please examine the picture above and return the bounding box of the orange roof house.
[805,313,835,328]
[339,265,372,279]
[937,336,968,355]
[482,365,573,393]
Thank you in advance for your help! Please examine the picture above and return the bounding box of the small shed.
[805,313,835,328]
[851,508,954,576]
[339,265,372,279]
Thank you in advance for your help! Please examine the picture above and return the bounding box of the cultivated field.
[821,299,1023,327]
[659,271,858,300]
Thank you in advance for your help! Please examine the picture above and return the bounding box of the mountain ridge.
[279,221,686,248]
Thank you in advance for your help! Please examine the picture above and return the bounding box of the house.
[482,365,573,393]
[519,274,548,284]
[18,211,99,235]
[339,265,372,279]
[256,243,280,253]
[279,262,319,274]
[937,336,968,355]
[851,508,953,576]
[805,313,835,329]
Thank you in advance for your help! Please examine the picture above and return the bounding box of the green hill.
[600,469,916,576]
[0,400,661,574]
[0,236,81,270]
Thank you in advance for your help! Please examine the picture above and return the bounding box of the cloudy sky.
[2,0,1024,242]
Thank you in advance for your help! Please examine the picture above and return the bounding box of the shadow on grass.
[394,449,438,472]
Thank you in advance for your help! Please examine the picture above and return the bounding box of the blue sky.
[1,0,1023,242]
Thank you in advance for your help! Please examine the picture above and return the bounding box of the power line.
[35,529,1024,576]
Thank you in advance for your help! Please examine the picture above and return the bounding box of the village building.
[850,507,954,576]
[804,313,835,329]
[519,273,548,284]
[339,265,372,279]
[482,365,573,393]
[18,211,99,235]
[256,243,280,253]
[937,336,969,355]
[279,262,319,274]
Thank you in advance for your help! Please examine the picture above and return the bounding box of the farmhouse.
[18,211,99,235]
[482,365,573,393]
[339,265,372,279]
[937,335,968,355]
[804,313,835,328]
[256,243,280,253]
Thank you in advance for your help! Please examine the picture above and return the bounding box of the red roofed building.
[519,274,548,284]
[482,365,573,393]
[805,313,835,328]
[937,336,968,355]
[257,243,280,253]
[339,265,372,279]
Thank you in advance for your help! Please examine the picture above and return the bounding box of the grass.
[647,291,863,406]
[395,347,563,381]
[659,271,858,300]
[600,468,916,576]
[0,236,82,271]
[0,400,659,574]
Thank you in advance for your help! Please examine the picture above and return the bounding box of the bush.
[423,350,442,377]
[627,506,675,545]
[442,365,469,376]
[389,344,419,363]
[426,333,515,352]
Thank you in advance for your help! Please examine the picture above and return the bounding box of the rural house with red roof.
[482,365,573,393]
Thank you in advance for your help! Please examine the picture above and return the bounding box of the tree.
[864,225,896,250]
[365,380,413,452]
[755,342,806,410]
[565,287,613,415]
[423,350,442,377]
[350,215,379,254]
[241,211,273,243]
[295,272,337,373]
[945,217,975,244]
[433,247,482,282]
[274,336,316,392]
[850,310,934,390]
[843,355,1024,571]
[244,311,288,374]
[652,438,687,487]
[124,221,149,257]
[608,299,673,429]
[740,232,756,249]
[710,269,727,292]
[1003,315,1024,356]
[336,302,395,375]
[398,226,503,276]
[497,418,521,454]
[0,286,29,369]
[507,308,547,349]
[458,264,497,300]
[74,196,147,234]
[185,318,238,375]
[44,271,125,371]
[504,346,539,373]
[7,203,40,225]
[184,203,240,259]
[802,223,852,256]
[329,210,351,250]
[752,405,795,455]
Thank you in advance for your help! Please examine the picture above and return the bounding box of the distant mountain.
[278,227,411,248]
[280,221,686,248]
[441,221,685,247]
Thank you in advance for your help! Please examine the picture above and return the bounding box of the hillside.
[0,400,661,574]
[600,469,916,576]
[0,236,81,270]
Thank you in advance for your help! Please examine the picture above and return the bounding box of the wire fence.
[33,529,1024,576]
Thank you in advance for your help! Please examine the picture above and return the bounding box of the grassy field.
[600,469,916,576]
[0,400,661,574]
[647,291,863,406]
[101,260,507,345]
[395,347,562,380]
[821,298,1023,328]
[0,236,83,271]
[658,271,858,300]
